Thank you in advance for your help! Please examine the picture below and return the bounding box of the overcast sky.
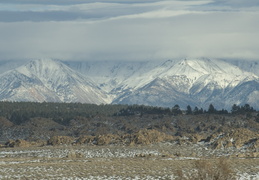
[0,0,258,61]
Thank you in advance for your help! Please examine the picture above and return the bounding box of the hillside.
[0,102,258,154]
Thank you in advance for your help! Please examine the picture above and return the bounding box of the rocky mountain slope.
[0,58,258,109]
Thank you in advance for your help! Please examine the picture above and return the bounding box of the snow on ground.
[0,145,258,179]
[0,146,161,159]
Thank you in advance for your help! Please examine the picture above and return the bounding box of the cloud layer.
[0,0,258,61]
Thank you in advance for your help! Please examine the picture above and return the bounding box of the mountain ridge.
[0,58,258,110]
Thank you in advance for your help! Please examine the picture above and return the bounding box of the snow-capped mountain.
[0,58,258,109]
[110,58,259,109]
[0,59,110,104]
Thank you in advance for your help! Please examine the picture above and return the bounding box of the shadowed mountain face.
[0,58,258,109]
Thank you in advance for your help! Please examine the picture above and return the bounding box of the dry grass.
[176,158,234,180]
[0,144,258,179]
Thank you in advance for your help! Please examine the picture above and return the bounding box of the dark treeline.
[0,101,126,125]
[117,103,257,116]
[0,101,257,125]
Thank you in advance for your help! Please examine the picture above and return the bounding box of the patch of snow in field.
[0,150,43,155]
[0,147,161,159]
[237,172,259,180]
[0,159,41,165]
[62,175,176,180]
[176,157,200,160]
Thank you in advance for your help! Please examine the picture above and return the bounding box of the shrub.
[176,158,234,180]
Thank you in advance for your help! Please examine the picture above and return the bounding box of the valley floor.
[0,144,258,180]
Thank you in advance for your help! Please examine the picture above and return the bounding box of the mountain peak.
[0,59,110,104]
[26,59,64,71]
[16,59,63,77]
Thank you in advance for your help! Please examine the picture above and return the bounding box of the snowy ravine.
[0,58,258,109]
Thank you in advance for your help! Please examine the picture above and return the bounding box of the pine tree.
[231,104,240,114]
[186,105,192,115]
[208,104,216,114]
[172,104,182,115]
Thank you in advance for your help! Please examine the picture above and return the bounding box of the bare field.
[0,144,259,179]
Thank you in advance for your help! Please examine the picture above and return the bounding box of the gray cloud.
[0,0,258,61]
[0,1,206,22]
[0,0,163,5]
[208,0,259,8]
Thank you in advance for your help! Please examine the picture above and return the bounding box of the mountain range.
[0,58,258,110]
